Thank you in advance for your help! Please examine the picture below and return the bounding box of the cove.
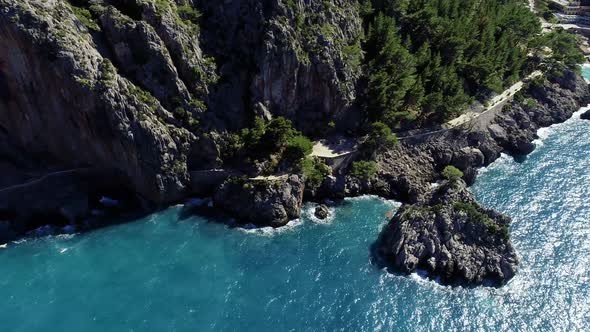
[1,92,590,332]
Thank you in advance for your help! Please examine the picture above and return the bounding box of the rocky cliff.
[373,179,518,286]
[196,0,363,132]
[0,0,362,239]
[0,0,195,205]
[353,70,590,203]
[214,175,304,227]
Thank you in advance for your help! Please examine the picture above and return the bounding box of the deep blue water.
[2,92,590,331]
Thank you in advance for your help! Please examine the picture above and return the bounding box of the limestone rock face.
[368,71,590,202]
[0,0,365,202]
[374,180,518,286]
[0,0,194,204]
[214,175,304,227]
[0,0,367,240]
[197,0,363,132]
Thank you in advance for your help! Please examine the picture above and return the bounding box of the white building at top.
[550,0,590,23]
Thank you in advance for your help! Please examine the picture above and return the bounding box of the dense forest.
[224,0,584,178]
[358,0,583,128]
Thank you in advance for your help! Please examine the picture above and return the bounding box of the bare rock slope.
[374,180,518,286]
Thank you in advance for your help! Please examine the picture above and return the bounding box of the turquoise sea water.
[2,88,590,331]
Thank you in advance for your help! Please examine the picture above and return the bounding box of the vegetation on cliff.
[359,0,583,128]
[1,0,588,236]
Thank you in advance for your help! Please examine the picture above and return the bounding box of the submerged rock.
[314,204,330,220]
[374,180,518,287]
[214,175,304,227]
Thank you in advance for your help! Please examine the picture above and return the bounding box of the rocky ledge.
[362,70,589,286]
[213,175,304,228]
[373,179,518,286]
[361,70,590,203]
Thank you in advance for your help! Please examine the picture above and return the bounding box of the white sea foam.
[302,203,336,224]
[533,105,590,146]
[345,195,400,209]
[408,271,449,291]
[344,194,381,202]
[54,234,77,241]
[378,268,453,293]
[236,218,304,236]
[476,153,512,176]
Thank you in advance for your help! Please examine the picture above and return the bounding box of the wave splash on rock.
[372,179,518,287]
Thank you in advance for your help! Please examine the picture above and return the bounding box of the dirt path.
[250,174,288,181]
[311,139,358,158]
[400,71,542,140]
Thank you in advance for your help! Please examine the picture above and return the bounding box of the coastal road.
[398,70,542,140]
[0,167,91,194]
[443,71,542,129]
[542,22,590,32]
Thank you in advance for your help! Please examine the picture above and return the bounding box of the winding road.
[444,71,543,129]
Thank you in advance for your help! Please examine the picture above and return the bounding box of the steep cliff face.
[197,0,363,132]
[0,0,364,239]
[0,0,364,202]
[0,0,194,204]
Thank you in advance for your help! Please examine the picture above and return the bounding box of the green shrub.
[365,121,398,152]
[442,165,464,180]
[100,59,117,82]
[350,160,378,180]
[71,5,100,32]
[240,117,266,151]
[300,158,331,190]
[523,98,538,109]
[238,116,313,169]
[264,117,299,148]
[284,135,313,161]
[454,202,509,240]
[173,107,199,131]
[177,5,201,25]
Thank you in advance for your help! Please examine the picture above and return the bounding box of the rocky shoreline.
[373,179,518,286]
[363,70,590,286]
[2,0,590,287]
[0,66,588,287]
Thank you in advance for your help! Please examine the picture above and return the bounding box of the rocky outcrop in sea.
[214,175,304,227]
[357,70,589,285]
[373,179,518,286]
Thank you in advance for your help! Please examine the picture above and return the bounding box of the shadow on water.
[511,154,528,163]
[176,200,233,226]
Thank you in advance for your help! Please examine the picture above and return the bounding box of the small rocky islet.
[373,179,518,287]
[1,0,589,287]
